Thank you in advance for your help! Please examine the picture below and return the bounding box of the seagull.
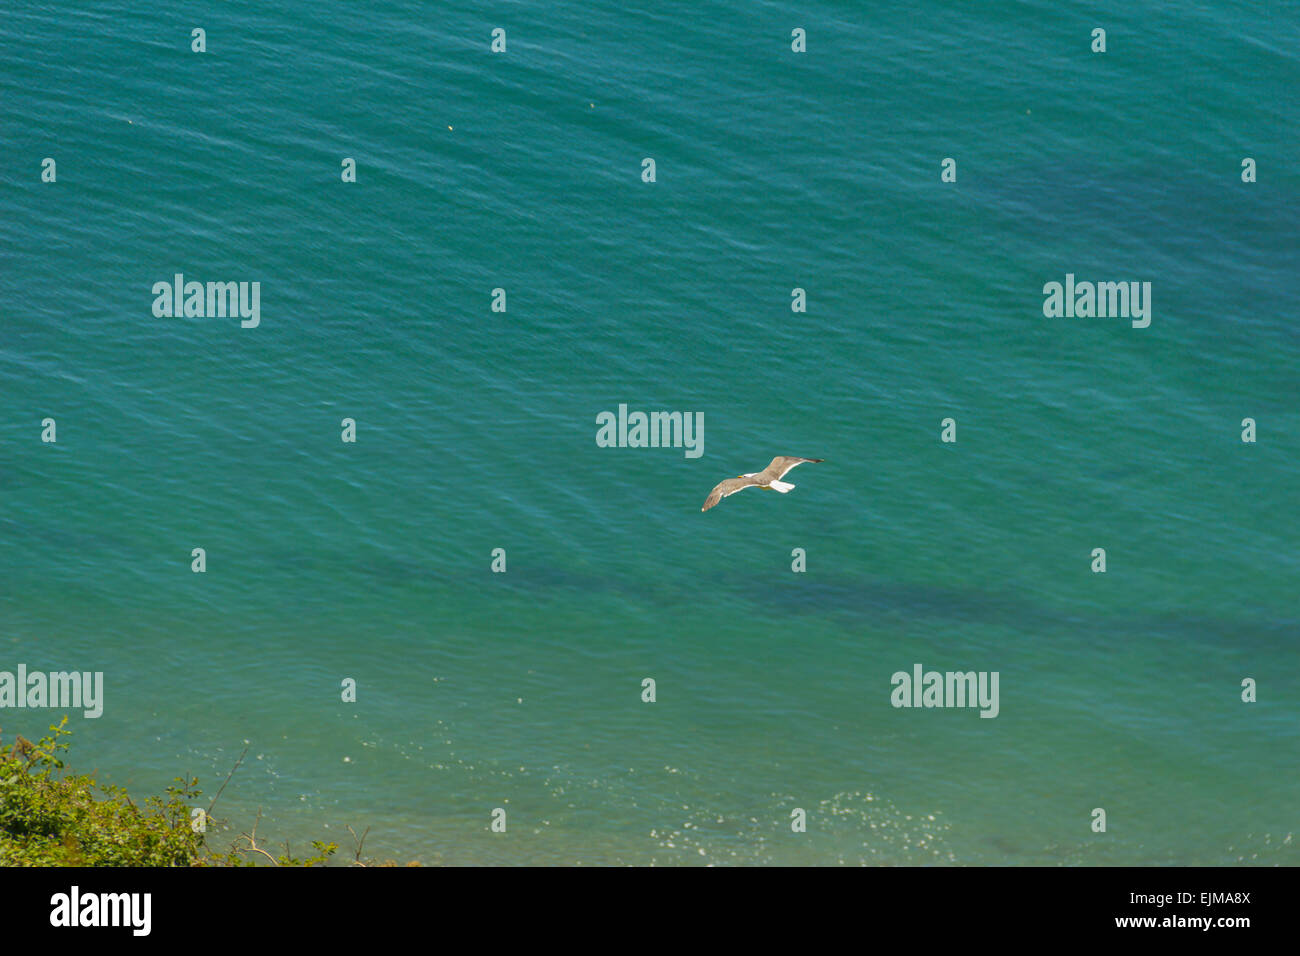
[701,457,825,512]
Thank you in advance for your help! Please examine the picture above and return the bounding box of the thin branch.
[238,808,280,866]
[207,745,249,815]
[347,825,371,865]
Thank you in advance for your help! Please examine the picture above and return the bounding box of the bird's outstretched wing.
[763,456,825,480]
[701,476,761,512]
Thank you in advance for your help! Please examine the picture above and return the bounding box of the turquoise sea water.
[2,1,1297,864]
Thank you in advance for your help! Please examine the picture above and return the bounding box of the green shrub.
[0,718,343,867]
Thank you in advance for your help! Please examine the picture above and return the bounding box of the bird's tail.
[770,480,795,493]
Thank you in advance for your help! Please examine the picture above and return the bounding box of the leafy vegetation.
[0,718,407,866]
